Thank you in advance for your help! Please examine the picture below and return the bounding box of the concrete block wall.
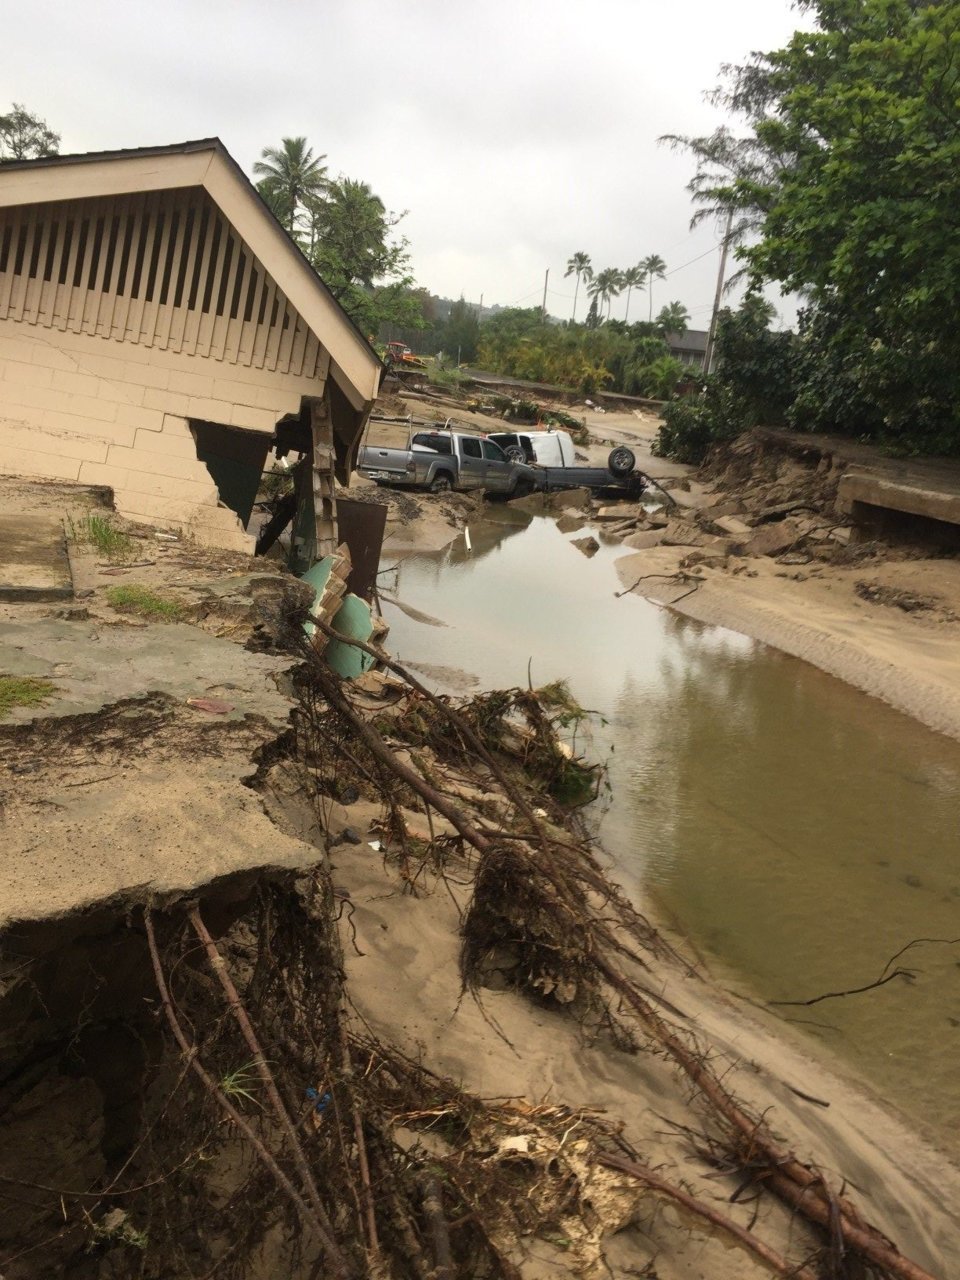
[0,318,329,551]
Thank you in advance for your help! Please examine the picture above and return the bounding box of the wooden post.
[310,395,338,560]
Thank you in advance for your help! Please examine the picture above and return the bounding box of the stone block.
[51,368,102,397]
[712,514,753,537]
[0,442,81,482]
[737,518,803,558]
[622,529,665,550]
[3,358,52,387]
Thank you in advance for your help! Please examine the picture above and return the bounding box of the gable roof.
[0,139,382,410]
[665,328,709,353]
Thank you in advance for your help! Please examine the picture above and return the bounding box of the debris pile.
[0,587,949,1279]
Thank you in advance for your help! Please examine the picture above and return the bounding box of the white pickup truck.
[358,430,542,496]
[485,428,577,467]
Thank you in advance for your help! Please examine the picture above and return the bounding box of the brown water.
[383,508,960,1153]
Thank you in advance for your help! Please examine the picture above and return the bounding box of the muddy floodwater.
[381,507,960,1155]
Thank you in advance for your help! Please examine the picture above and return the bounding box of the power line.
[664,241,724,278]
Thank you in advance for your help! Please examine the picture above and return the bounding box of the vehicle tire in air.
[608,446,636,477]
[504,444,526,463]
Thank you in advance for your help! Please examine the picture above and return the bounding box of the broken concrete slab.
[711,515,753,538]
[660,520,708,548]
[571,535,600,557]
[736,518,803,558]
[555,511,586,534]
[0,618,294,725]
[0,514,73,602]
[595,504,638,521]
[622,530,666,550]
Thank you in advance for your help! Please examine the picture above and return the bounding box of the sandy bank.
[615,545,960,742]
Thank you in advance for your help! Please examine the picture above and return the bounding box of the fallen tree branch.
[772,936,960,1008]
[144,909,350,1279]
[599,1150,816,1280]
[187,906,343,1261]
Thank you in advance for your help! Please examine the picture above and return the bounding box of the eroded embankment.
[1,620,958,1280]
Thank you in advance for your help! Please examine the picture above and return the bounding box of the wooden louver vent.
[0,187,325,377]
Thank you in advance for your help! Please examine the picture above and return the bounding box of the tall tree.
[588,268,623,320]
[656,301,690,335]
[564,252,592,322]
[0,104,59,161]
[641,254,667,321]
[666,0,960,449]
[309,176,418,332]
[620,265,645,322]
[253,137,328,234]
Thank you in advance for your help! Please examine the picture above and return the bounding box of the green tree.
[620,265,645,322]
[0,104,59,161]
[656,301,690,336]
[640,254,667,322]
[668,0,960,451]
[438,296,480,364]
[309,177,418,332]
[564,252,592,322]
[587,268,623,320]
[253,137,328,234]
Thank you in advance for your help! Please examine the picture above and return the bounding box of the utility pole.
[703,208,734,376]
[541,268,549,322]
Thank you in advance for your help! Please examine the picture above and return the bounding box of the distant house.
[0,140,381,550]
[666,329,709,370]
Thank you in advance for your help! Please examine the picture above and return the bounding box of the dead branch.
[599,1150,816,1280]
[772,936,960,1008]
[418,1174,454,1280]
[144,909,349,1279]
[770,969,914,1008]
[187,906,342,1260]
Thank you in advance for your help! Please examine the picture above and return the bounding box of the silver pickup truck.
[358,430,542,496]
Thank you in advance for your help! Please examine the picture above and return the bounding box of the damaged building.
[0,138,381,553]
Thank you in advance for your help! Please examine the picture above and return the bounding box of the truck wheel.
[504,444,526,463]
[608,446,636,477]
[429,473,453,494]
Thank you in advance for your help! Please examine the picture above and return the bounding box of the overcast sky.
[5,1,807,330]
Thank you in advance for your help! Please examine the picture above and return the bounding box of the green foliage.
[640,254,667,322]
[476,308,684,398]
[253,137,328,233]
[0,104,59,161]
[655,301,690,336]
[714,298,795,427]
[654,301,793,462]
[564,252,593,321]
[67,513,135,562]
[669,1,960,452]
[436,296,480,364]
[0,676,56,717]
[254,139,418,336]
[105,585,185,621]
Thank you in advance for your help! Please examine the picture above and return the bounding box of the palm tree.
[564,252,592,322]
[621,265,645,322]
[588,268,623,321]
[641,254,667,321]
[253,137,329,235]
[655,301,690,335]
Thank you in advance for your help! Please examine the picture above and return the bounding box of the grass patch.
[0,675,56,717]
[68,513,136,562]
[105,584,185,621]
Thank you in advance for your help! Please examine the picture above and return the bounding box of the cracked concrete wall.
[0,317,330,550]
